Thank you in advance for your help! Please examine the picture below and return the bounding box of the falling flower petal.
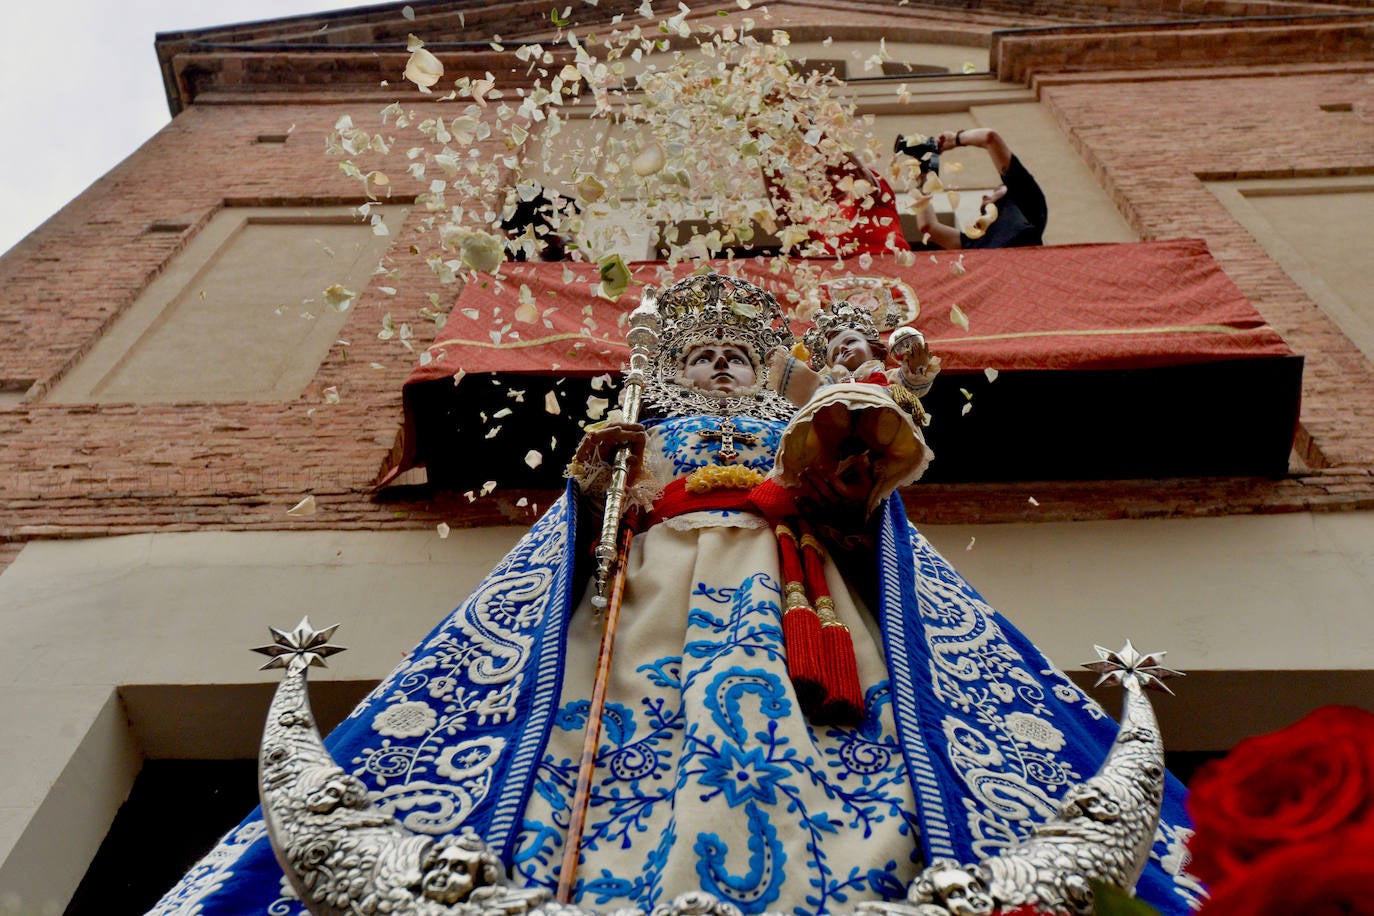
[964,203,998,240]
[515,285,539,323]
[966,536,976,550]
[323,284,357,312]
[525,450,544,469]
[632,143,665,177]
[287,495,317,517]
[950,304,969,330]
[576,174,606,203]
[984,367,999,382]
[457,229,505,274]
[405,47,444,89]
[1028,496,1040,506]
[598,253,630,300]
[545,390,561,414]
[437,522,450,538]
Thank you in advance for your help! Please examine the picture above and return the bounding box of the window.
[45,205,403,403]
[1208,175,1374,363]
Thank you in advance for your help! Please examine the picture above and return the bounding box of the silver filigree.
[863,640,1179,916]
[256,619,550,916]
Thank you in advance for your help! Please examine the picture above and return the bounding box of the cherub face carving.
[911,861,995,916]
[302,770,369,814]
[930,867,995,916]
[420,832,503,905]
[1060,782,1122,823]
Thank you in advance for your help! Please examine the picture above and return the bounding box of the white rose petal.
[950,303,970,331]
[632,143,665,177]
[405,47,444,89]
[323,284,356,312]
[286,495,317,517]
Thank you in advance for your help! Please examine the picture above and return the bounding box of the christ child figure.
[768,298,941,426]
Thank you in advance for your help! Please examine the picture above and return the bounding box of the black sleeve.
[1000,155,1048,233]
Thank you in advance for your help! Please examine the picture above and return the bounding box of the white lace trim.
[657,510,769,532]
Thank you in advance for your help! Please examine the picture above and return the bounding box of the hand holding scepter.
[557,287,659,902]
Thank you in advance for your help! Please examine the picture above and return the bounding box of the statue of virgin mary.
[151,273,1199,916]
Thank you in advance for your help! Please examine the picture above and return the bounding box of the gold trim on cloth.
[951,323,1271,344]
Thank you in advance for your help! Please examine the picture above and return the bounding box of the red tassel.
[800,530,864,727]
[782,605,825,714]
[775,523,824,715]
[818,619,864,727]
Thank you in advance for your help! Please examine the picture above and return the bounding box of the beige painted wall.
[2,512,1372,905]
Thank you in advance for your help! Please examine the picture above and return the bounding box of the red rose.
[1197,828,1374,915]
[1187,705,1374,888]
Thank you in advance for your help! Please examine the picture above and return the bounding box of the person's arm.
[938,127,1013,175]
[913,194,962,250]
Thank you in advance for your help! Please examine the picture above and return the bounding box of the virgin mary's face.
[682,343,756,394]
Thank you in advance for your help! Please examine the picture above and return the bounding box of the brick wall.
[1039,67,1374,466]
[3,5,1374,569]
[0,101,512,555]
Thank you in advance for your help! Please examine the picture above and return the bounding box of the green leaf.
[1092,880,1165,916]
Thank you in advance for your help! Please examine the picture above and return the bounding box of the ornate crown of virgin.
[639,272,796,421]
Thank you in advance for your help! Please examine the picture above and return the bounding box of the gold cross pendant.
[698,418,759,463]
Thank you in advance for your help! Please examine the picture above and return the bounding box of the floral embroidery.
[373,701,438,738]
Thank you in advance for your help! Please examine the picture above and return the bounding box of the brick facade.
[3,1,1374,569]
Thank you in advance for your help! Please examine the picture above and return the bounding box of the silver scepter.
[590,286,659,608]
[558,287,660,902]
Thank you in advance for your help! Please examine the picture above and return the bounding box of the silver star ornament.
[252,617,347,671]
[1083,640,1184,694]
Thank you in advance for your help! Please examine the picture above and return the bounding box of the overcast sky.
[0,1,377,256]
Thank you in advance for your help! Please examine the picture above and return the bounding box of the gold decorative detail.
[814,595,843,627]
[698,418,760,463]
[684,464,765,494]
[784,582,810,611]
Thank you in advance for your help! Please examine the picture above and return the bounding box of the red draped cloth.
[405,239,1289,382]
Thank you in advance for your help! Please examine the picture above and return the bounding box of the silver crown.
[639,272,795,421]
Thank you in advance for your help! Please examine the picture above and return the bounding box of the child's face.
[825,329,875,372]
